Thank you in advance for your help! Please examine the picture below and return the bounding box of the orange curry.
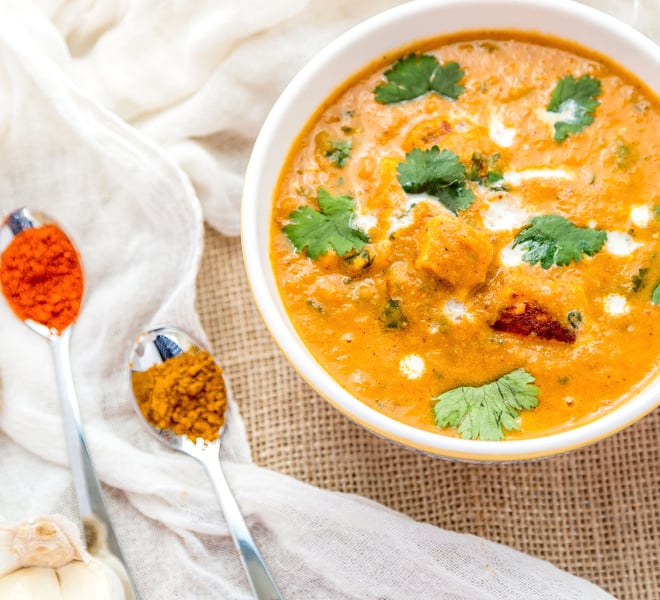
[270,32,660,440]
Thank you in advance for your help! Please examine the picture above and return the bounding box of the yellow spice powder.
[132,348,227,442]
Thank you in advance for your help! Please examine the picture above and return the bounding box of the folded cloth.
[32,0,411,236]
[0,0,651,597]
[31,0,660,238]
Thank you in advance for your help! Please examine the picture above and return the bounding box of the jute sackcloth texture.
[196,227,659,600]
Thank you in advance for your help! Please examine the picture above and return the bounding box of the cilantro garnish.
[379,298,408,330]
[325,140,352,168]
[374,54,465,104]
[652,281,660,305]
[467,152,507,190]
[567,310,583,330]
[513,215,607,269]
[397,146,475,214]
[283,187,369,259]
[615,139,638,171]
[547,74,601,142]
[433,368,539,441]
[631,263,660,305]
[632,267,649,293]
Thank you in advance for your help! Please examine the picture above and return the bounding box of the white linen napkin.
[1,0,653,597]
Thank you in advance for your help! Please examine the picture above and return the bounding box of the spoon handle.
[51,329,141,600]
[201,453,282,600]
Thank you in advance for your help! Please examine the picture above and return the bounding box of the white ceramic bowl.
[241,0,660,461]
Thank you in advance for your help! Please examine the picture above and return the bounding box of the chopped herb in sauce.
[379,298,408,330]
[397,146,474,213]
[283,187,369,259]
[343,248,374,273]
[306,298,324,312]
[567,310,583,329]
[326,140,353,167]
[316,131,353,167]
[467,152,507,190]
[433,368,539,441]
[374,54,465,104]
[615,138,639,170]
[632,267,649,293]
[513,215,607,268]
[652,281,660,305]
[547,74,601,142]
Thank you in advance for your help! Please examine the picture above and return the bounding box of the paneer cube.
[415,213,494,288]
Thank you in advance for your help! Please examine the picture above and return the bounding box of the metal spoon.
[128,327,282,600]
[0,207,140,600]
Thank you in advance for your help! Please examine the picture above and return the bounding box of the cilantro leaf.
[547,74,601,142]
[283,187,369,259]
[429,61,465,99]
[652,281,660,305]
[397,146,475,214]
[513,215,607,269]
[375,54,465,104]
[433,368,539,441]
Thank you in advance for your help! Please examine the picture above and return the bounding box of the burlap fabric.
[197,227,659,600]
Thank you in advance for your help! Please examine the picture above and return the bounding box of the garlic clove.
[83,517,135,600]
[95,548,136,600]
[59,558,125,600]
[0,566,63,600]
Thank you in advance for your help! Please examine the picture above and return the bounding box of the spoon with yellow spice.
[128,327,282,600]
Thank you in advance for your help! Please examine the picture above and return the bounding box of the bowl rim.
[241,0,660,461]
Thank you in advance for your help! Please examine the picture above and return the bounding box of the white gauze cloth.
[1,0,655,597]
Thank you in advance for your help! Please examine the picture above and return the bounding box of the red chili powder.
[0,224,84,332]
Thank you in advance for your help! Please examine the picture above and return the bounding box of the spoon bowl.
[0,207,80,338]
[128,326,281,600]
[128,327,227,450]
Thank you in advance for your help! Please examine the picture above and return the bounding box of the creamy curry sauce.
[270,32,660,439]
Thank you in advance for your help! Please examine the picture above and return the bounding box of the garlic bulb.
[0,514,127,600]
[0,513,87,574]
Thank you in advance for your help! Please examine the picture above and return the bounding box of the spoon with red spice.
[128,327,282,600]
[0,207,141,599]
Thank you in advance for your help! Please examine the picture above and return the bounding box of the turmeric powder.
[131,347,227,442]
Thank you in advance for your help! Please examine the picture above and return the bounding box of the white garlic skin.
[1,514,88,573]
